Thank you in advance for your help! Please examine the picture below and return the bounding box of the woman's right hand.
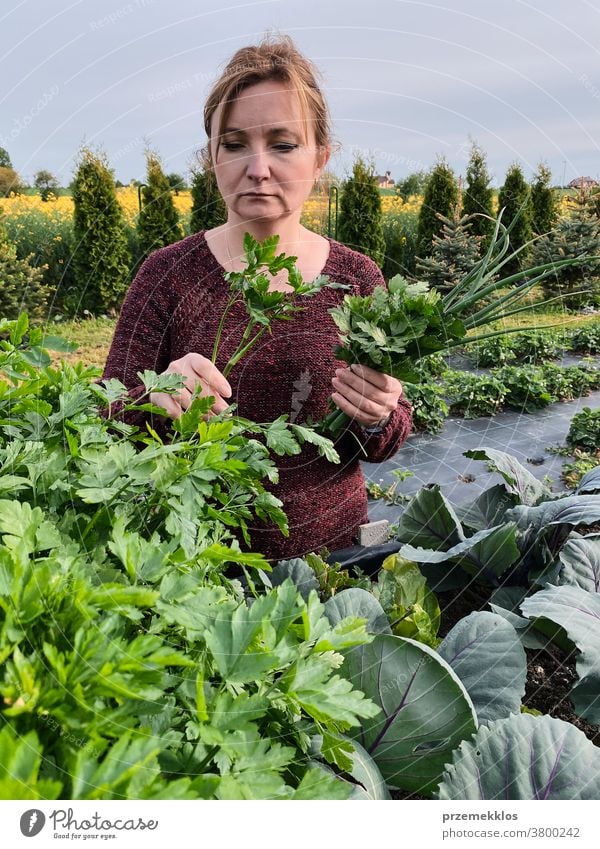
[149,353,233,419]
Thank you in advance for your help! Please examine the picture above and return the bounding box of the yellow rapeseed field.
[0,185,575,239]
[0,186,193,229]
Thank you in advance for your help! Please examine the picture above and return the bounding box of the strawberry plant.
[566,406,600,452]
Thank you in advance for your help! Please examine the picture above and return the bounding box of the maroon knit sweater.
[99,230,413,562]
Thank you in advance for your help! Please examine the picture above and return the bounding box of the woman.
[101,33,413,562]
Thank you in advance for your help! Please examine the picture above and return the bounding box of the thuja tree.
[137,150,183,263]
[530,162,559,236]
[498,163,532,279]
[461,141,494,252]
[416,212,483,295]
[0,216,49,320]
[338,154,386,268]
[72,147,131,314]
[417,158,459,259]
[190,168,227,233]
[532,189,600,309]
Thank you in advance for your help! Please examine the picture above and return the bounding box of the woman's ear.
[317,143,332,175]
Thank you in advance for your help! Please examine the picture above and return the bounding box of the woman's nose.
[245,149,270,180]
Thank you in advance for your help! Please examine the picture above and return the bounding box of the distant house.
[375,170,394,189]
[568,176,599,189]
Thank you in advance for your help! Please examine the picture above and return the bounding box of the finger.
[331,376,388,419]
[349,363,401,395]
[153,393,183,420]
[335,367,390,407]
[189,355,232,399]
[173,385,193,412]
[210,394,230,415]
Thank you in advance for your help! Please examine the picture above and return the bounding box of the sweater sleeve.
[335,253,413,464]
[95,249,175,437]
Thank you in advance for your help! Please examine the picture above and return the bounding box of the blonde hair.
[200,33,338,173]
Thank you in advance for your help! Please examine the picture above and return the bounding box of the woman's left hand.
[331,363,403,428]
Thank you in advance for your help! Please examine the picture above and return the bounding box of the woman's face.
[210,79,330,223]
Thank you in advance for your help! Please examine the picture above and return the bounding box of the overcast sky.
[2,0,600,187]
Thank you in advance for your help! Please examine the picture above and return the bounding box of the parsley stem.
[211,294,240,365]
[223,324,268,379]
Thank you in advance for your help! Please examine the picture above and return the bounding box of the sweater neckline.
[198,229,337,283]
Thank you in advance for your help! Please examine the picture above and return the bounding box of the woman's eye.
[275,144,298,152]
[222,142,242,150]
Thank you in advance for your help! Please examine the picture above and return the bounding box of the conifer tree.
[0,215,50,320]
[532,188,600,309]
[72,147,131,314]
[461,141,494,251]
[416,211,483,294]
[530,162,559,235]
[497,163,532,279]
[417,158,459,258]
[137,150,183,262]
[190,168,227,233]
[338,154,386,268]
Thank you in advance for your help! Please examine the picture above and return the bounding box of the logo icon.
[20,810,46,837]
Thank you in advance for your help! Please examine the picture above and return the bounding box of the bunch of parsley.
[320,210,598,438]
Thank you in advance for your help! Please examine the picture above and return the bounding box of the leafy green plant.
[566,407,600,451]
[569,321,600,354]
[393,448,600,590]
[0,315,386,800]
[341,634,477,795]
[365,467,414,506]
[468,335,516,367]
[491,365,551,412]
[210,232,346,379]
[560,449,600,490]
[403,381,449,433]
[438,713,600,800]
[542,363,600,401]
[443,371,507,418]
[438,612,527,725]
[372,554,441,647]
